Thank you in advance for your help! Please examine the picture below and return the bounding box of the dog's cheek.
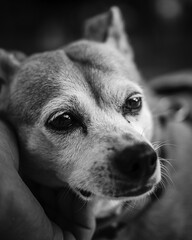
[135,102,154,141]
[69,160,115,195]
[66,151,98,189]
[154,158,161,184]
[63,139,109,191]
[40,134,96,186]
[21,127,76,181]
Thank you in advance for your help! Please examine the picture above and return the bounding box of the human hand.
[0,120,96,240]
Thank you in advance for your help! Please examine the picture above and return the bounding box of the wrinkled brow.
[40,94,90,123]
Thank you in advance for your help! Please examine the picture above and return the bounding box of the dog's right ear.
[83,6,133,57]
[0,49,25,110]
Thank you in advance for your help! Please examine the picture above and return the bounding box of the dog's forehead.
[64,40,142,99]
[65,40,139,80]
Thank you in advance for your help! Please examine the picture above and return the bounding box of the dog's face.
[0,7,161,214]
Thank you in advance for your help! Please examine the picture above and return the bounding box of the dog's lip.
[123,185,152,197]
[75,188,93,199]
[74,179,154,200]
[112,184,153,198]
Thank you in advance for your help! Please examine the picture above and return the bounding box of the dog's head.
[0,7,160,215]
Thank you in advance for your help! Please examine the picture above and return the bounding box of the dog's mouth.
[112,184,154,198]
[75,183,153,201]
[75,188,94,200]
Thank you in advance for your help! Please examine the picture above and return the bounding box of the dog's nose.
[114,143,157,182]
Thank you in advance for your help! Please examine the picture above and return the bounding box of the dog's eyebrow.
[103,81,143,109]
[40,94,88,123]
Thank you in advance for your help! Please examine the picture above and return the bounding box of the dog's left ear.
[0,50,26,111]
[83,6,133,57]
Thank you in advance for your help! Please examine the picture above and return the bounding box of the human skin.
[0,120,95,240]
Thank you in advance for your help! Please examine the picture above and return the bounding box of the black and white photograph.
[0,1,192,239]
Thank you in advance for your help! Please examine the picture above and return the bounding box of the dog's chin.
[74,187,123,217]
[73,183,155,218]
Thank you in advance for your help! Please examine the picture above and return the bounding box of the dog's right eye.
[46,111,77,132]
[123,95,142,115]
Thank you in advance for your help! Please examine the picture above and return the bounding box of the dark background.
[1,0,192,79]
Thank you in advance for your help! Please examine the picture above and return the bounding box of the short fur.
[0,6,178,239]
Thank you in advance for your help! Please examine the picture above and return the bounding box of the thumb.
[57,189,96,240]
[0,120,19,170]
[0,120,64,240]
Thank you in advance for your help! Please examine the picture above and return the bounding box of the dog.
[1,6,192,240]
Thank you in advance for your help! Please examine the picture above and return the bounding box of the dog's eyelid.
[128,91,143,99]
[44,107,76,122]
[47,110,67,123]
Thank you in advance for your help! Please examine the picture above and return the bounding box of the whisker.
[161,171,175,189]
[152,191,160,202]
[122,200,137,214]
[159,157,176,172]
[153,142,178,151]
[160,160,175,187]
[159,179,166,190]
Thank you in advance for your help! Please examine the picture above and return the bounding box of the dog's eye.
[46,112,76,131]
[123,96,142,114]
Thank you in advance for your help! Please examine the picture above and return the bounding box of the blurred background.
[0,0,192,79]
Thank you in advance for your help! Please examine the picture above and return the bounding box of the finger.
[63,231,76,240]
[72,199,96,240]
[0,161,64,240]
[0,120,19,170]
[0,120,63,240]
[57,189,96,240]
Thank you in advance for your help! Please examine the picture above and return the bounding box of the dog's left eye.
[46,112,77,131]
[123,96,142,114]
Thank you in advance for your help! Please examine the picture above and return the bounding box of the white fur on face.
[25,77,160,200]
